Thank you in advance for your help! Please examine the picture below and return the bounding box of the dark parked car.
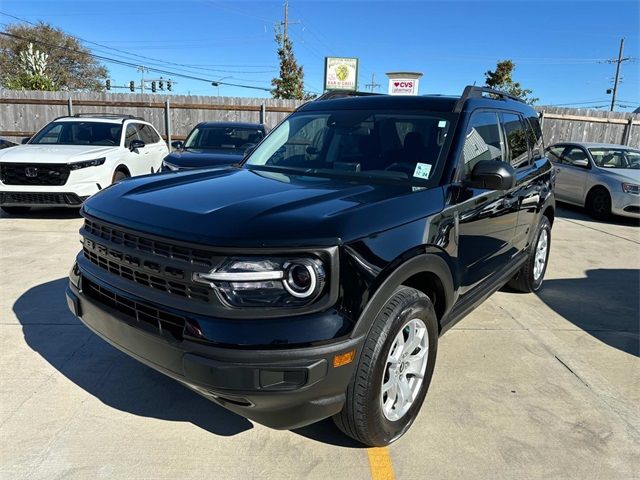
[67,86,555,446]
[161,122,266,171]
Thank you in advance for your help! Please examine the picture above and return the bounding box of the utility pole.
[137,65,149,94]
[365,73,381,93]
[279,0,300,43]
[609,38,631,112]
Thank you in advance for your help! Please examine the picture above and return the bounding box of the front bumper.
[611,191,640,218]
[66,272,363,430]
[0,191,88,207]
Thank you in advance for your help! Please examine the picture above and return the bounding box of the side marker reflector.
[333,350,356,368]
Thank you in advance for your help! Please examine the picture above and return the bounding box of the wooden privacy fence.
[0,90,302,144]
[1,90,638,147]
[534,106,639,147]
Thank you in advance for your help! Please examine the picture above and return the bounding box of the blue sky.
[1,0,638,110]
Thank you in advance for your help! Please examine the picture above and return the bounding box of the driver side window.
[461,112,504,178]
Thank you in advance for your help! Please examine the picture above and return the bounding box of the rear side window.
[526,115,544,159]
[139,124,161,144]
[501,113,530,169]
[462,111,503,177]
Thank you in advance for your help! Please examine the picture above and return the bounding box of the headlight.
[193,256,326,307]
[161,160,179,171]
[622,183,640,195]
[68,157,106,170]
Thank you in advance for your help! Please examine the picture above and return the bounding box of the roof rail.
[454,85,525,112]
[71,113,144,120]
[315,91,381,101]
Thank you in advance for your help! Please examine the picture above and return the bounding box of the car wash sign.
[386,72,423,96]
[324,57,359,91]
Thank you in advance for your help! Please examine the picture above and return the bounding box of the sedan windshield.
[244,110,452,183]
[184,126,264,150]
[589,148,640,169]
[30,121,122,146]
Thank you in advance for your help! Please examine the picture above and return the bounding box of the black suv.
[66,86,555,446]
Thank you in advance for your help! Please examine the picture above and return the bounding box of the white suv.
[0,114,168,214]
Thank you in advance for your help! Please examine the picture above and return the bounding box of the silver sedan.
[546,142,640,219]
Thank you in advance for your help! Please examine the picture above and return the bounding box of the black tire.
[112,169,129,183]
[333,286,438,446]
[1,206,31,215]
[507,216,551,293]
[586,188,611,220]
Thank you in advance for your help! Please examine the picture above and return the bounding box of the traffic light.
[105,79,111,90]
[159,78,164,90]
[151,81,156,93]
[167,80,172,91]
[129,81,135,92]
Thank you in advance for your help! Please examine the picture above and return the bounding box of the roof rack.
[315,91,381,101]
[454,85,525,112]
[71,113,144,120]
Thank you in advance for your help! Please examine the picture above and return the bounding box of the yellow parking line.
[367,447,396,480]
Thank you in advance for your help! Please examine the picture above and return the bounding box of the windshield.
[243,110,452,183]
[589,148,640,169]
[30,121,122,146]
[184,126,264,150]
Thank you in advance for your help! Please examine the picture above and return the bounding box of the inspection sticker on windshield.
[413,163,432,179]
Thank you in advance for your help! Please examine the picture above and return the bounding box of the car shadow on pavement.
[556,203,640,227]
[13,278,253,437]
[538,268,640,357]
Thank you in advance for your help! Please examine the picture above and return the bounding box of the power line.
[0,30,271,92]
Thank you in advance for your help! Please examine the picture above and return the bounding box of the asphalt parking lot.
[1,205,638,480]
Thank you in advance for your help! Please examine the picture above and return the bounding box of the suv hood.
[0,144,117,164]
[83,167,444,247]
[164,149,242,168]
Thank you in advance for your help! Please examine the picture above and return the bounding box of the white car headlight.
[622,183,640,195]
[68,157,106,170]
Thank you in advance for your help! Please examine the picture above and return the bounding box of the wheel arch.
[585,183,611,205]
[352,252,455,339]
[113,164,131,179]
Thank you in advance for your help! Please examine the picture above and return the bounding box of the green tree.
[271,27,313,100]
[484,60,538,105]
[0,22,108,91]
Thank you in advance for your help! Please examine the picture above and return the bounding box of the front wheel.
[333,286,438,446]
[507,216,551,293]
[586,188,611,220]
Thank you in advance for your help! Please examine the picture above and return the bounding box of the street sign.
[324,57,359,91]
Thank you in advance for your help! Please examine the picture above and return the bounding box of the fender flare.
[351,253,454,339]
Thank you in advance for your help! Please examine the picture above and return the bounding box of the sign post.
[324,57,359,92]
[386,71,423,96]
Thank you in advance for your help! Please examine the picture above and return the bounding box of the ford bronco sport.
[66,86,555,446]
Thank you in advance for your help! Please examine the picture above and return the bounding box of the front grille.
[83,239,211,302]
[0,163,71,186]
[0,192,83,205]
[81,218,218,303]
[83,218,215,267]
[83,277,186,340]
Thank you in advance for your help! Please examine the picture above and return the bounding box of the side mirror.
[571,159,589,168]
[21,137,31,144]
[171,140,183,150]
[465,160,516,191]
[129,139,145,151]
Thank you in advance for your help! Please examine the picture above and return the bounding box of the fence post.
[623,118,633,146]
[67,97,73,116]
[260,103,266,125]
[164,100,172,147]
